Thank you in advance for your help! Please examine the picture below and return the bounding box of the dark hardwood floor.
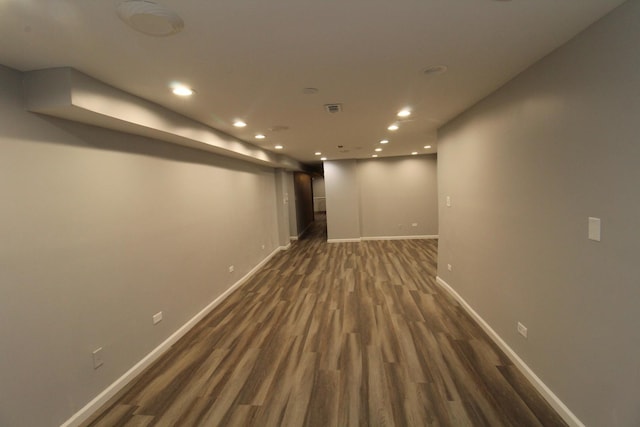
[83,214,567,427]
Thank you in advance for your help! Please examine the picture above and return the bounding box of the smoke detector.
[117,1,184,37]
[324,104,343,114]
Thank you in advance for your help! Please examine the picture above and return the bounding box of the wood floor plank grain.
[83,214,567,427]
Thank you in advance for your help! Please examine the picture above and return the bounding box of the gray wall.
[312,176,326,212]
[325,160,362,240]
[0,65,282,426]
[437,1,640,426]
[286,171,298,238]
[359,156,438,237]
[274,169,291,247]
[325,156,438,240]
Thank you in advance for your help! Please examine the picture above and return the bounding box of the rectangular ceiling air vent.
[324,103,342,113]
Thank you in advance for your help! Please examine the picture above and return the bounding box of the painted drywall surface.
[0,65,280,426]
[312,176,325,198]
[24,67,303,171]
[358,156,438,237]
[312,176,326,212]
[293,172,314,237]
[324,157,438,240]
[274,169,291,247]
[324,160,361,240]
[437,2,640,425]
[286,171,298,238]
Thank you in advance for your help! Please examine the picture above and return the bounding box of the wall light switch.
[517,322,528,339]
[153,311,163,325]
[446,196,451,207]
[588,217,601,242]
[92,347,104,369]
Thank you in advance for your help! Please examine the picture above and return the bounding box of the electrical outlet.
[92,347,104,369]
[517,322,528,339]
[447,263,452,272]
[228,265,235,273]
[153,311,163,325]
[261,244,265,250]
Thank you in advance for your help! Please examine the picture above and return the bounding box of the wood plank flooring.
[83,215,567,427]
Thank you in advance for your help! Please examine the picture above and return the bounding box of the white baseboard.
[279,242,291,251]
[435,276,584,427]
[327,238,362,243]
[289,236,298,241]
[62,247,284,427]
[327,235,438,243]
[361,235,439,241]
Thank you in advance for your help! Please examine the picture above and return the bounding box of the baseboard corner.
[62,249,282,427]
[434,276,585,427]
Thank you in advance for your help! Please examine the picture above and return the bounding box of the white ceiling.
[0,0,626,164]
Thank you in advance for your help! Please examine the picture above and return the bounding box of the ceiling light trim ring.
[117,1,185,37]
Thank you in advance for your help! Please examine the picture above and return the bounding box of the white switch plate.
[228,265,235,273]
[447,264,452,272]
[412,223,418,227]
[517,322,528,339]
[153,311,163,325]
[92,347,104,369]
[588,217,601,241]
[446,196,451,207]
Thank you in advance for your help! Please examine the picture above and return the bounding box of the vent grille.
[324,103,342,114]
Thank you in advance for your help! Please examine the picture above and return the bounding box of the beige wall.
[274,169,291,247]
[437,1,640,425]
[325,159,361,240]
[358,156,438,237]
[0,65,282,426]
[286,171,298,238]
[325,156,438,240]
[312,176,326,212]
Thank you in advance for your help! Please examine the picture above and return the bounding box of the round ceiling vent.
[117,1,184,37]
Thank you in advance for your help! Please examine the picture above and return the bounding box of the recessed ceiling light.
[424,145,432,149]
[233,120,247,128]
[171,85,194,96]
[423,65,448,76]
[274,145,284,150]
[387,124,399,131]
[255,134,266,139]
[372,154,378,158]
[397,109,411,118]
[375,148,382,152]
[320,157,327,161]
[411,152,418,155]
[315,152,322,156]
[380,139,389,144]
[303,87,319,95]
